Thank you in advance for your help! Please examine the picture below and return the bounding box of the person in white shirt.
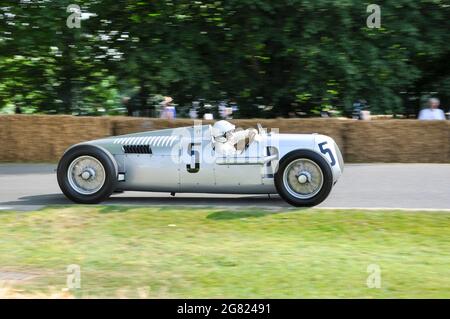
[418,98,446,120]
[212,120,257,156]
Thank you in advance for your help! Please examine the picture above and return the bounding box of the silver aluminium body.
[74,124,344,194]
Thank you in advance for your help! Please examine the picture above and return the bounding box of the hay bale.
[345,120,449,163]
[1,115,449,163]
[0,115,111,162]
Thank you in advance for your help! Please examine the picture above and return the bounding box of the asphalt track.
[0,164,449,211]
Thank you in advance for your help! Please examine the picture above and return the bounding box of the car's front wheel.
[275,150,333,207]
[57,145,117,204]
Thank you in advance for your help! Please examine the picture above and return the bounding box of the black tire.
[275,150,333,207]
[57,144,117,204]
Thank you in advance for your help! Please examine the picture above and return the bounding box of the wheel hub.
[297,171,311,184]
[81,168,96,180]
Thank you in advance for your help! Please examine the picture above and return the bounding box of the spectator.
[418,98,445,120]
[197,100,206,119]
[122,97,131,116]
[160,96,175,119]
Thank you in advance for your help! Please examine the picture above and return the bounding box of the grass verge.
[0,206,449,298]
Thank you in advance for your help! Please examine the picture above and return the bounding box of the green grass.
[0,206,449,298]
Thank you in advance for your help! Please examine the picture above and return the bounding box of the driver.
[212,120,257,156]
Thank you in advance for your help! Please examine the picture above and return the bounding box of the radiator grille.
[123,145,152,154]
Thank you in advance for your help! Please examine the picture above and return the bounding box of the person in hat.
[160,96,176,119]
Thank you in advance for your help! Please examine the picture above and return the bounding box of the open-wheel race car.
[57,121,344,207]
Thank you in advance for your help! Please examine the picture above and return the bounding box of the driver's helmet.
[212,120,235,142]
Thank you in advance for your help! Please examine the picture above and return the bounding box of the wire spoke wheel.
[67,156,106,195]
[282,158,324,199]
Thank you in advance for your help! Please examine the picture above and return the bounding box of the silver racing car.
[57,121,344,206]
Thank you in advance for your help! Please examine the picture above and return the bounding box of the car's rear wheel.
[275,150,333,207]
[57,145,117,204]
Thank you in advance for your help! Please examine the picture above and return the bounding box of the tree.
[0,0,449,116]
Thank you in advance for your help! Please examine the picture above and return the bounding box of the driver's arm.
[229,128,258,147]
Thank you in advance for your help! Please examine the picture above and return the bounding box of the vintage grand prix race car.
[57,121,344,207]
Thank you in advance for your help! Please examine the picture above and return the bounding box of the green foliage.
[0,1,449,116]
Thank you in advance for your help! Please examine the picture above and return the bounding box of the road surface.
[1,163,450,211]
